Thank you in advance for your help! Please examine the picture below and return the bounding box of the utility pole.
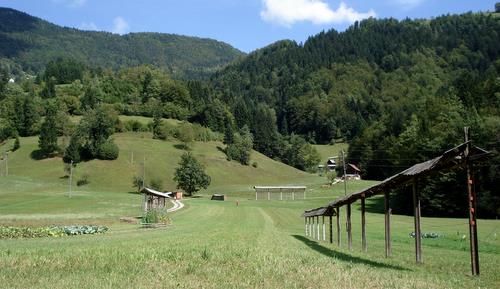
[68,160,73,198]
[342,149,347,196]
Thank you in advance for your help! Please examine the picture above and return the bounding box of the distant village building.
[8,78,14,83]
[326,157,337,171]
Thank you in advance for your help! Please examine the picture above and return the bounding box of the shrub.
[12,135,20,151]
[97,140,119,160]
[142,209,170,224]
[123,120,145,132]
[76,174,90,186]
[252,161,258,168]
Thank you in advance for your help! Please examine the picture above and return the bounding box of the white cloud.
[393,0,425,10]
[260,0,376,27]
[70,0,87,7]
[112,17,130,35]
[51,0,87,8]
[80,22,98,31]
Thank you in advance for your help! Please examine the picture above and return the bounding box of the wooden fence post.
[329,215,333,243]
[413,178,422,263]
[361,195,367,252]
[347,203,352,251]
[384,191,392,258]
[336,207,341,246]
[317,216,320,240]
[465,127,479,275]
[322,216,326,241]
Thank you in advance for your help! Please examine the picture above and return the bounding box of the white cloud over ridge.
[261,0,376,27]
[112,17,129,35]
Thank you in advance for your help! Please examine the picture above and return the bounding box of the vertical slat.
[317,216,320,240]
[305,217,308,236]
[413,178,422,263]
[384,191,391,258]
[329,215,333,243]
[347,203,352,251]
[361,196,367,252]
[336,207,341,246]
[322,216,326,241]
[465,127,479,275]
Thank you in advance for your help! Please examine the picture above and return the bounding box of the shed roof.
[303,206,336,217]
[141,187,173,198]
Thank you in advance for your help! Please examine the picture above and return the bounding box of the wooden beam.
[361,196,367,252]
[465,127,480,275]
[336,207,341,246]
[347,203,352,250]
[413,178,422,263]
[329,215,333,243]
[384,191,392,258]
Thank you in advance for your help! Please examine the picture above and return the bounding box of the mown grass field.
[0,134,498,288]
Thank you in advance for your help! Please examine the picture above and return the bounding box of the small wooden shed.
[141,187,172,211]
[211,194,226,201]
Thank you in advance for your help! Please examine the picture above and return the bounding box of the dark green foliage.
[132,175,144,192]
[43,58,85,84]
[0,8,243,79]
[38,102,58,155]
[12,135,20,151]
[173,152,211,196]
[496,3,500,13]
[76,174,90,186]
[63,133,81,164]
[96,140,119,160]
[152,107,165,139]
[226,126,253,165]
[177,122,194,149]
[282,134,321,172]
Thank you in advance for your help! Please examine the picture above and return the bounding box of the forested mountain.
[0,8,244,79]
[211,12,500,217]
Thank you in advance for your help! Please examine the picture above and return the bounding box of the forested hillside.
[0,8,243,79]
[0,10,498,217]
[211,12,500,217]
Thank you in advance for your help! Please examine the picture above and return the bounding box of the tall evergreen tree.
[38,103,58,156]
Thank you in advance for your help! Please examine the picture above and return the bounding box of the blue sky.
[1,0,496,52]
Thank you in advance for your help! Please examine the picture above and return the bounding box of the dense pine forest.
[0,8,498,217]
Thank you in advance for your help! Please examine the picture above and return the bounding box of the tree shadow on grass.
[292,235,409,271]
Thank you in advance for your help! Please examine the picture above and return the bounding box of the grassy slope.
[0,134,498,288]
[314,143,349,164]
[0,132,319,220]
[0,187,498,288]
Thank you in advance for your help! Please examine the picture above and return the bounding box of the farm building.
[141,187,182,211]
[211,194,226,201]
[326,157,337,171]
[344,163,361,180]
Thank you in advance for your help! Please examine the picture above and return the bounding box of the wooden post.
[280,188,283,200]
[317,216,320,240]
[361,195,367,252]
[305,217,308,236]
[311,216,315,238]
[384,191,392,258]
[413,178,422,263]
[465,127,479,275]
[329,215,333,243]
[347,203,352,251]
[322,216,326,241]
[336,207,341,246]
[292,191,295,200]
[267,188,270,200]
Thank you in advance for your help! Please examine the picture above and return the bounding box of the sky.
[1,0,496,53]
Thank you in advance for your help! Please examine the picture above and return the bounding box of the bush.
[12,135,20,151]
[142,209,170,224]
[252,161,258,168]
[97,140,119,160]
[76,174,90,186]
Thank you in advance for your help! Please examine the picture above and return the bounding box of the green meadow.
[0,133,498,288]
